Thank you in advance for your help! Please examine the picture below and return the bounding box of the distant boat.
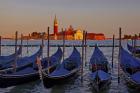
[120,46,140,89]
[127,44,140,56]
[0,45,22,69]
[89,45,111,92]
[42,47,81,88]
[0,47,62,88]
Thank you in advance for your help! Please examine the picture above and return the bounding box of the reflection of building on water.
[23,15,105,40]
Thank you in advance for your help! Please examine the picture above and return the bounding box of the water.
[0,40,140,93]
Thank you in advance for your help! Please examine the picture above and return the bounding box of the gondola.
[0,45,22,69]
[89,45,111,92]
[42,47,81,88]
[120,46,140,89]
[0,45,42,70]
[127,44,140,56]
[0,47,62,88]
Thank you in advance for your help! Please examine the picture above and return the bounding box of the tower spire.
[54,14,58,25]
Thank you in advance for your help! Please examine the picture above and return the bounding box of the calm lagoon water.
[0,40,140,93]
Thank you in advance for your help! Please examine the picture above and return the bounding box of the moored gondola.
[0,47,62,88]
[0,45,22,69]
[0,45,42,70]
[120,46,140,89]
[127,44,140,57]
[42,47,81,88]
[89,45,111,92]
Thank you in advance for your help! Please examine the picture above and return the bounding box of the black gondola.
[0,47,62,88]
[120,46,140,89]
[0,45,42,70]
[89,45,111,92]
[0,45,22,69]
[42,47,81,88]
[127,43,140,57]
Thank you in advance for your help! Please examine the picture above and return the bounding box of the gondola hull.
[127,44,140,55]
[0,46,22,70]
[0,46,42,70]
[0,65,56,88]
[122,71,140,89]
[43,68,79,88]
[120,47,140,89]
[90,78,111,92]
[0,72,39,88]
[0,47,62,88]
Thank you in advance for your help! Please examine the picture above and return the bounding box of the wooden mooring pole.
[134,34,137,54]
[27,34,29,55]
[85,31,87,66]
[14,31,18,70]
[112,35,115,68]
[81,30,85,82]
[118,27,122,83]
[41,32,44,58]
[21,34,23,57]
[47,27,50,74]
[132,38,134,47]
[62,28,65,61]
[0,36,1,56]
[41,33,44,47]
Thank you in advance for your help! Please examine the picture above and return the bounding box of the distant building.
[49,16,84,40]
[22,15,106,40]
[74,29,83,40]
[94,33,105,40]
[56,25,83,40]
[56,26,74,40]
[65,25,75,40]
[86,33,105,40]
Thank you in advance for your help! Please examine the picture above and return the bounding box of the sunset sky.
[0,0,140,38]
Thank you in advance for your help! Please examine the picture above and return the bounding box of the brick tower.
[54,15,58,40]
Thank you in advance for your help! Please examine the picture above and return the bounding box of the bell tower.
[54,15,58,40]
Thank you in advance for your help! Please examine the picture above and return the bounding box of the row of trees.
[31,32,46,39]
[123,33,140,39]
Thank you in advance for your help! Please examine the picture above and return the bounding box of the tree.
[31,32,38,37]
